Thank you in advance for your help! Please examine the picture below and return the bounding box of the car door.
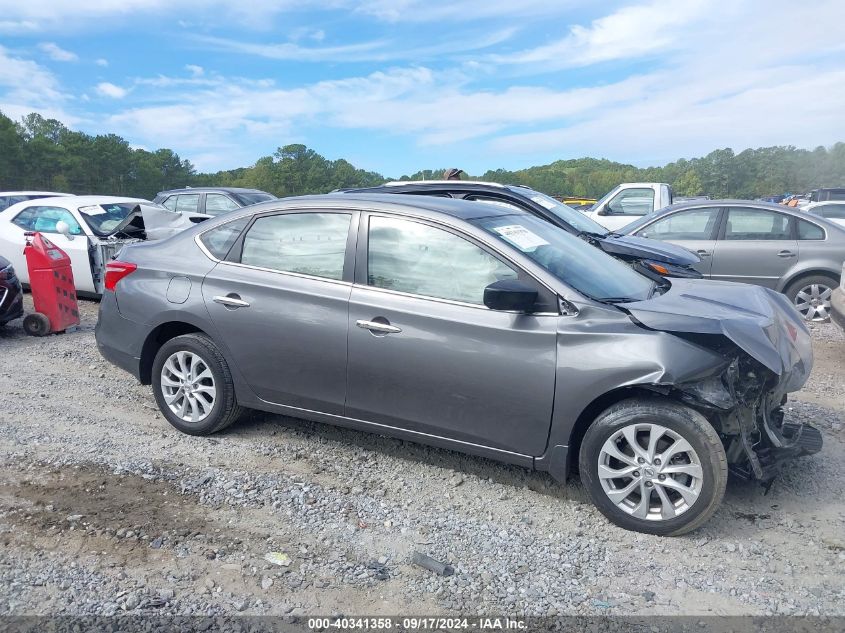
[0,205,96,293]
[201,209,357,414]
[633,207,722,277]
[345,213,559,456]
[710,207,799,288]
[175,193,212,224]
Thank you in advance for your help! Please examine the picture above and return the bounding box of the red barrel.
[22,232,80,336]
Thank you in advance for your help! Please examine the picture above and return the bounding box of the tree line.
[2,110,844,201]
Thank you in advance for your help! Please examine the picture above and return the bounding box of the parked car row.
[0,188,276,296]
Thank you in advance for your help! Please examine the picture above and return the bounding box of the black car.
[153,187,276,218]
[336,181,701,279]
[0,255,24,326]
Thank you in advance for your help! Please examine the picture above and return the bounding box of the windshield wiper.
[599,297,638,304]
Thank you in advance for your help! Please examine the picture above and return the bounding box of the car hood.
[598,234,700,266]
[622,279,812,389]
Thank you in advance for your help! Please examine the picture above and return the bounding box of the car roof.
[807,200,845,206]
[227,192,527,222]
[156,187,269,195]
[657,199,802,215]
[0,191,74,196]
[1,195,152,216]
[339,181,530,194]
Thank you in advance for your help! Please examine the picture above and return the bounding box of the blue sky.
[1,0,844,176]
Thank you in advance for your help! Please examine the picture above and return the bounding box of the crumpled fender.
[623,279,813,391]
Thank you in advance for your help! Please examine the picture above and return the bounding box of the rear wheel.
[784,274,837,322]
[579,398,727,536]
[151,333,244,435]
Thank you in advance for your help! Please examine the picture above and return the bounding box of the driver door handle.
[696,249,711,257]
[356,319,402,334]
[777,250,796,258]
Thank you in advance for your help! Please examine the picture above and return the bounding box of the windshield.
[510,187,609,236]
[473,214,654,302]
[234,192,275,206]
[78,202,140,236]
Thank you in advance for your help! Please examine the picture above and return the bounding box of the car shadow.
[220,409,589,503]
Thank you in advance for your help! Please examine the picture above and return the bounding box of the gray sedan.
[620,200,845,321]
[96,194,821,535]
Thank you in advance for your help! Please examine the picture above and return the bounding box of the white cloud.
[96,82,128,99]
[0,45,67,104]
[38,42,78,62]
[96,58,109,67]
[185,64,204,77]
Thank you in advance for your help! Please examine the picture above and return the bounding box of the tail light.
[104,261,137,292]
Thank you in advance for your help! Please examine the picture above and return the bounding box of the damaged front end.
[676,354,822,484]
[625,279,823,485]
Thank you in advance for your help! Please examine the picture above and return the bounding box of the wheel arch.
[139,321,206,384]
[776,266,840,294]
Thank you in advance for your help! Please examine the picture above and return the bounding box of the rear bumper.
[831,287,845,331]
[94,291,145,381]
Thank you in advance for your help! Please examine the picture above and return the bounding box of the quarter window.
[162,196,178,211]
[205,194,240,215]
[12,206,83,235]
[797,220,825,241]
[240,213,350,280]
[367,216,518,304]
[638,208,720,240]
[175,194,200,214]
[606,188,654,216]
[200,217,250,259]
[724,208,791,240]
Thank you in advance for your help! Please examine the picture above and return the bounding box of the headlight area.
[635,259,703,279]
[673,355,823,485]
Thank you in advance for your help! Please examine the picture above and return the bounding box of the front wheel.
[579,398,727,536]
[151,333,244,435]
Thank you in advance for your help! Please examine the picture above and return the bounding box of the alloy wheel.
[597,423,703,521]
[160,351,216,423]
[794,283,832,322]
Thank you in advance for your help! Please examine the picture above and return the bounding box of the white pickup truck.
[582,183,674,231]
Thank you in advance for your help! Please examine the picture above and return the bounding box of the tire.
[23,312,51,337]
[579,398,727,536]
[151,333,244,436]
[783,274,838,322]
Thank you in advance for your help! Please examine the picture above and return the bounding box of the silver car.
[95,194,821,535]
[620,200,845,321]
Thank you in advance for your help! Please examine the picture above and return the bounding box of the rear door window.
[723,208,792,240]
[814,204,845,220]
[240,212,351,280]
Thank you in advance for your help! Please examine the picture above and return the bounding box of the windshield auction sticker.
[492,224,549,250]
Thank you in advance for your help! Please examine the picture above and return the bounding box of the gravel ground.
[0,295,843,618]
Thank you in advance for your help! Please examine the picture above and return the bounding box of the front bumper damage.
[625,279,823,484]
[676,356,822,483]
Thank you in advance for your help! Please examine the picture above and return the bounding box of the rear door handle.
[777,250,796,258]
[356,319,401,334]
[696,249,711,257]
[213,295,250,308]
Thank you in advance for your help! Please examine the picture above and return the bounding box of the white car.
[0,191,73,212]
[0,196,200,295]
[804,201,845,227]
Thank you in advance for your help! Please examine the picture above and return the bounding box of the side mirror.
[55,220,74,241]
[596,204,609,216]
[483,279,538,312]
